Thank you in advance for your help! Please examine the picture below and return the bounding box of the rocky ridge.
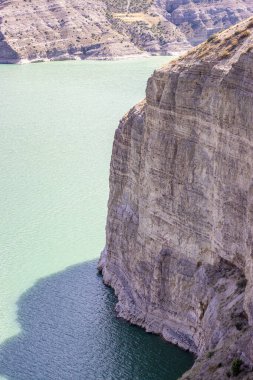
[99,17,253,379]
[166,0,253,45]
[0,0,253,63]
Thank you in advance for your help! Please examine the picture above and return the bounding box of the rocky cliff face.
[99,17,253,379]
[0,0,253,63]
[166,0,253,45]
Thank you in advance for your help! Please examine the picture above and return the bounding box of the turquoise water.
[0,58,194,379]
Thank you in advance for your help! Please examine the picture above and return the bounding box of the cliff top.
[102,13,253,380]
[160,16,253,72]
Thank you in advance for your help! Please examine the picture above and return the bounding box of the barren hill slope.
[0,0,187,63]
[0,0,253,63]
[166,0,253,45]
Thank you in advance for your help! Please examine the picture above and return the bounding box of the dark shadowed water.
[0,58,194,379]
[0,261,193,380]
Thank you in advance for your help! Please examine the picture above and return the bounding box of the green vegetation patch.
[231,358,243,376]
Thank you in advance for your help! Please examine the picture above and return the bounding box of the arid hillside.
[0,0,252,62]
[166,0,253,45]
[0,0,187,63]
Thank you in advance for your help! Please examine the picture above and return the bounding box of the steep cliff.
[166,0,253,45]
[99,17,253,379]
[0,0,253,63]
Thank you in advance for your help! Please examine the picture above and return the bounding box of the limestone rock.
[0,0,188,63]
[1,0,253,63]
[100,17,253,379]
[166,0,253,44]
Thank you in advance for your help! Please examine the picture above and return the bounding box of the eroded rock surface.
[0,0,188,63]
[99,17,253,379]
[0,0,253,63]
[166,0,253,45]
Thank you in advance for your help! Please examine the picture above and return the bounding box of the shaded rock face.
[100,18,253,379]
[0,17,19,63]
[0,31,19,63]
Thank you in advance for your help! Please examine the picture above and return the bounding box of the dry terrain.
[0,0,253,62]
[100,16,253,380]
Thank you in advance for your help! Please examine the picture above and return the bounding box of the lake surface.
[0,58,194,379]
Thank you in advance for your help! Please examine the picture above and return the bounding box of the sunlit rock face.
[100,17,253,379]
[1,0,253,62]
[0,0,188,63]
[166,0,253,45]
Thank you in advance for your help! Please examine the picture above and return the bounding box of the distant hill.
[0,0,253,63]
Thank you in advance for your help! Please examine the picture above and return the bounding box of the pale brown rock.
[166,0,253,45]
[99,17,253,379]
[0,0,189,63]
[1,0,253,63]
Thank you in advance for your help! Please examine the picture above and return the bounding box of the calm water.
[0,58,194,379]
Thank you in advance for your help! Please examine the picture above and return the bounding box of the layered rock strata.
[1,0,253,63]
[166,0,253,45]
[0,0,188,63]
[99,17,253,379]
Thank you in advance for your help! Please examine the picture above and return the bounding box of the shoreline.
[98,249,198,356]
[0,51,182,65]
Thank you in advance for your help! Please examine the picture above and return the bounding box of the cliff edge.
[99,17,253,379]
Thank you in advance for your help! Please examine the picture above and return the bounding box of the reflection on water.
[0,261,194,380]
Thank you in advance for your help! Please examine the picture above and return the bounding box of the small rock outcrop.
[99,17,253,379]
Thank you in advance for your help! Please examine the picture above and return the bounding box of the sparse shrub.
[248,19,253,29]
[198,50,208,59]
[207,351,214,358]
[239,29,251,39]
[226,42,238,53]
[231,37,239,47]
[231,358,243,376]
[237,278,247,289]
[235,321,243,331]
[207,34,216,42]
[219,50,230,59]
